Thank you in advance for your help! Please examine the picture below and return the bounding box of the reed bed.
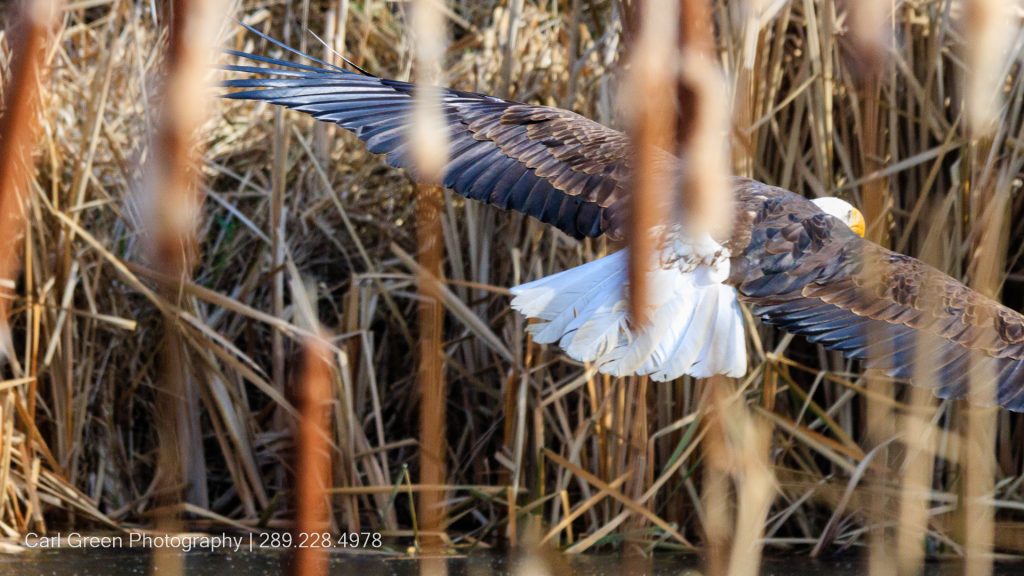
[1,0,1024,571]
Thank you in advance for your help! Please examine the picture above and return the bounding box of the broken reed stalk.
[145,0,226,572]
[292,334,333,576]
[411,0,450,553]
[0,0,59,367]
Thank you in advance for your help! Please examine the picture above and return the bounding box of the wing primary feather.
[452,147,504,191]
[237,21,350,74]
[306,29,376,76]
[464,156,518,201]
[223,49,334,74]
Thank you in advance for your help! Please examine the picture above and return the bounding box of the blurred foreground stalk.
[0,0,59,369]
[0,0,60,532]
[145,0,226,573]
[292,334,334,576]
[678,1,771,575]
[625,0,675,326]
[959,1,1018,574]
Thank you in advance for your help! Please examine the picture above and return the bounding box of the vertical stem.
[0,0,57,362]
[701,379,732,576]
[563,0,582,110]
[500,0,524,99]
[416,180,447,551]
[292,336,333,576]
[145,0,225,572]
[898,211,942,576]
[677,0,732,238]
[411,0,450,553]
[961,143,1004,576]
[271,107,290,469]
[0,0,59,525]
[626,0,678,327]
[848,4,897,575]
[959,1,1016,572]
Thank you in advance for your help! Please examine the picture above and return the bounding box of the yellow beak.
[849,208,866,238]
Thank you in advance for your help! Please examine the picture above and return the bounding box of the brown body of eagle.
[225,27,1024,411]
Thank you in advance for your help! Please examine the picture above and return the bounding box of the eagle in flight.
[225,27,1024,411]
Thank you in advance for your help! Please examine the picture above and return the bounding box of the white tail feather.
[510,249,747,380]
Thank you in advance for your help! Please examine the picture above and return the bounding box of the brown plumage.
[730,182,1024,409]
[225,27,1024,410]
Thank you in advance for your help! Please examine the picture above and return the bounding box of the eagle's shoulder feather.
[736,189,1024,408]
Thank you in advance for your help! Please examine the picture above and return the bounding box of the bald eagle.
[225,28,1024,411]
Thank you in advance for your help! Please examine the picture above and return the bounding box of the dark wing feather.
[223,30,631,240]
[732,182,1024,411]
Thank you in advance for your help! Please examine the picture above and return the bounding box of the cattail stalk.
[678,0,731,239]
[146,0,226,573]
[292,334,334,576]
[0,0,59,365]
[0,0,60,527]
[411,0,451,554]
[625,0,677,327]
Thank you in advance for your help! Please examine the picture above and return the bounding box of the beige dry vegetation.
[1,0,1024,569]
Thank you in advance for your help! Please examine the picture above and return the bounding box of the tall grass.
[0,0,1023,569]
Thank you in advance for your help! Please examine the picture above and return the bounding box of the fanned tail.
[510,250,747,380]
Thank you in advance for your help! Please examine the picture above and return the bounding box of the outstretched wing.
[224,26,632,239]
[733,184,1024,411]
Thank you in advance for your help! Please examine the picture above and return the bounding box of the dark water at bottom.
[1,548,1020,576]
